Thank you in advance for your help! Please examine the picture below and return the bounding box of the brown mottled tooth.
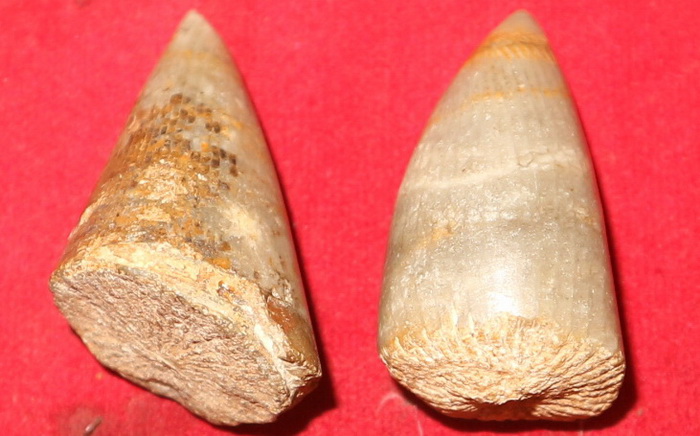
[50,10,320,426]
[378,10,624,421]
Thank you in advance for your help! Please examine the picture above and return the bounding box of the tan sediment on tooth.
[379,10,624,421]
[50,10,320,426]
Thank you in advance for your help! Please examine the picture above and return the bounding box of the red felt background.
[1,0,698,435]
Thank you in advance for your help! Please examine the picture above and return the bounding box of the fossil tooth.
[50,10,321,426]
[378,10,624,421]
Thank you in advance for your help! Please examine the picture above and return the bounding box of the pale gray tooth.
[378,10,624,421]
[50,10,320,426]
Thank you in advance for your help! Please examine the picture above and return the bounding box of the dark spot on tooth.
[229,155,237,165]
[212,159,220,168]
[219,181,230,191]
[212,122,221,133]
[229,166,238,177]
[187,115,195,123]
[170,94,183,104]
[160,126,168,135]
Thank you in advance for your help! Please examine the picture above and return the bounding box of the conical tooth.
[379,10,624,421]
[50,10,320,426]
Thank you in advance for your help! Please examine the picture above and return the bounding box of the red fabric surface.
[1,0,698,435]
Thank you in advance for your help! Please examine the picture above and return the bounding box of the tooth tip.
[493,9,545,35]
[180,9,209,28]
[166,10,230,61]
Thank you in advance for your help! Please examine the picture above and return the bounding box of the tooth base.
[380,313,624,421]
[50,243,320,426]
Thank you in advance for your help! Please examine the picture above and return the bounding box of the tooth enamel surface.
[379,10,624,421]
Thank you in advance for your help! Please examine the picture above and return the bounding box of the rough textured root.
[380,314,624,421]
[51,246,320,426]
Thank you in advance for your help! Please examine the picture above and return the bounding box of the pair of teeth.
[50,9,624,427]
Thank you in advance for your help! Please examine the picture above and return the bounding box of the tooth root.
[50,10,320,426]
[379,10,624,421]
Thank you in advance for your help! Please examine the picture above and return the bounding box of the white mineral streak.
[379,10,624,421]
[50,11,320,426]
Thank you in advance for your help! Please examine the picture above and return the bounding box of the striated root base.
[380,314,624,421]
[50,243,319,426]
